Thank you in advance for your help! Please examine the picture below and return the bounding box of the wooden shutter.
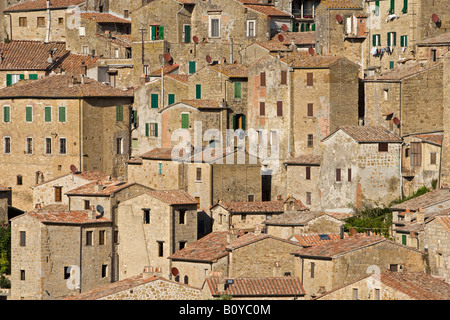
[348,168,352,182]
[3,106,10,122]
[306,166,311,180]
[116,105,123,121]
[45,106,51,122]
[281,70,287,85]
[55,187,62,202]
[307,73,313,86]
[260,72,266,86]
[387,32,391,46]
[29,74,38,80]
[151,26,156,40]
[145,123,149,137]
[6,74,12,86]
[189,61,196,74]
[181,113,189,128]
[401,0,408,13]
[307,103,313,116]
[232,114,237,129]
[389,0,395,13]
[26,106,32,122]
[184,25,191,43]
[154,123,158,137]
[259,102,265,116]
[336,168,341,182]
[19,74,24,80]
[151,93,158,108]
[241,114,246,130]
[168,93,175,105]
[234,82,241,99]
[58,106,66,122]
[195,84,201,99]
[277,101,283,116]
[158,26,164,39]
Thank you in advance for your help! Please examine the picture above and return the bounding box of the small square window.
[86,231,93,246]
[378,143,388,152]
[101,265,107,278]
[143,209,150,224]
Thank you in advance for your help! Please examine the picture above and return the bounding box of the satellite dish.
[96,205,104,214]
[281,24,288,32]
[206,55,212,64]
[70,165,77,173]
[393,117,400,126]
[336,14,343,24]
[193,35,199,44]
[171,267,179,276]
[278,34,285,42]
[164,53,172,61]
[431,13,440,23]
[308,47,315,55]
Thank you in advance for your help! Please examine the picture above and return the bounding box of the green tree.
[344,203,392,238]
[0,225,11,275]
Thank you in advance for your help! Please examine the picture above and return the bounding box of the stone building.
[416,31,450,62]
[292,234,428,299]
[424,215,450,283]
[0,184,11,223]
[9,208,113,300]
[210,196,308,233]
[319,126,402,210]
[3,0,86,42]
[0,73,134,211]
[315,271,450,300]
[115,189,198,281]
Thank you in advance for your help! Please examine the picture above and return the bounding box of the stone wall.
[285,164,320,210]
[424,218,450,282]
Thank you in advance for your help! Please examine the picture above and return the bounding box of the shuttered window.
[387,32,396,46]
[58,106,66,122]
[260,72,266,86]
[28,74,38,80]
[336,168,341,182]
[389,0,395,14]
[400,35,407,47]
[306,166,311,180]
[306,73,313,86]
[25,106,32,122]
[151,94,159,108]
[307,103,313,116]
[372,34,381,46]
[181,113,189,129]
[116,105,123,121]
[145,123,150,137]
[234,82,241,99]
[3,106,10,122]
[188,61,196,74]
[402,0,408,13]
[277,101,283,117]
[168,93,175,105]
[281,70,287,85]
[410,142,422,166]
[195,84,201,99]
[184,25,191,43]
[45,106,51,122]
[151,26,164,40]
[259,102,265,116]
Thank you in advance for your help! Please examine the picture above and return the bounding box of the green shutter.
[389,61,394,69]
[241,114,246,130]
[158,163,162,174]
[181,113,189,129]
[133,110,137,125]
[6,74,12,87]
[168,93,175,105]
[45,106,51,122]
[393,32,397,46]
[402,234,407,245]
[234,82,241,99]
[311,23,315,31]
[151,94,159,108]
[151,26,156,40]
[195,84,201,99]
[159,26,164,40]
[3,106,10,122]
[19,74,24,80]
[154,123,158,137]
[116,105,123,121]
[145,123,150,137]
[232,114,237,130]
[402,0,408,13]
[375,1,379,16]
[389,0,395,14]
[184,25,191,43]
[372,34,377,46]
[189,61,196,74]
[58,106,66,122]
[26,106,32,122]
[292,22,298,32]
[300,23,305,32]
[29,74,38,80]
[387,32,391,46]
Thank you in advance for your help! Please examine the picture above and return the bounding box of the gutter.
[176,4,185,43]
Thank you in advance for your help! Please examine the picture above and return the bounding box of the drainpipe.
[176,4,185,43]
[79,225,83,293]
[5,13,12,41]
[45,0,51,43]
[287,67,293,158]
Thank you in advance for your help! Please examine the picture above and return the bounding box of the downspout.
[327,9,330,53]
[79,225,83,293]
[79,99,82,172]
[45,0,51,43]
[399,141,404,201]
[287,67,293,158]
[5,13,12,41]
[176,4,185,43]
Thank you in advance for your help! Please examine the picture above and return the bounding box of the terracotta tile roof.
[179,99,222,109]
[292,233,349,247]
[0,74,134,98]
[28,210,111,224]
[219,199,308,213]
[225,232,302,251]
[283,155,321,166]
[418,31,450,46]
[0,41,69,70]
[264,211,338,226]
[378,272,450,300]
[434,215,450,233]
[146,189,198,205]
[140,148,178,161]
[272,31,316,46]
[280,53,343,68]
[57,53,99,75]
[321,0,362,9]
[80,12,131,24]
[409,134,443,146]
[325,126,402,143]
[169,231,231,262]
[245,4,290,17]
[149,64,180,76]
[390,189,450,211]
[32,170,116,188]
[0,184,11,191]
[5,0,85,12]
[95,33,132,48]
[255,40,292,52]
[205,277,306,297]
[209,63,249,78]
[292,235,389,258]
[165,74,189,84]
[66,180,135,196]
[365,61,442,81]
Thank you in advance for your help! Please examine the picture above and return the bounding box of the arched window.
[184,275,189,285]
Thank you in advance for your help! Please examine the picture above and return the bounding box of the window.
[151,93,158,108]
[372,34,381,46]
[389,264,398,272]
[99,230,105,245]
[26,137,33,154]
[168,93,175,105]
[158,162,163,175]
[248,195,254,202]
[188,61,196,74]
[54,186,62,202]
[266,214,272,220]
[375,288,381,300]
[143,209,150,224]
[195,197,200,209]
[19,17,27,27]
[277,101,283,117]
[20,231,26,246]
[84,200,90,210]
[116,105,123,121]
[307,134,313,148]
[179,210,186,224]
[64,266,71,279]
[58,17,64,25]
[430,152,437,165]
[25,106,33,122]
[6,74,23,86]
[410,142,422,166]
[348,168,352,182]
[21,270,25,281]
[86,231,93,246]
[401,0,408,13]
[179,241,187,250]
[196,167,202,181]
[184,24,191,43]
[143,65,150,75]
[374,1,380,16]
[195,84,201,99]
[114,47,119,59]
[184,275,189,284]
[387,32,397,46]
[116,137,123,154]
[37,17,45,27]
[181,113,189,129]
[306,73,313,86]
[336,168,341,182]
[247,20,255,37]
[17,175,23,185]
[389,0,395,14]
[157,241,164,257]
[241,214,246,221]
[147,123,158,137]
[58,106,66,122]
[59,138,66,154]
[306,192,311,205]
[400,35,407,47]
[3,106,10,122]
[259,102,265,116]
[209,17,220,38]
[378,143,388,152]
[389,61,395,69]
[310,262,315,278]
[306,166,311,180]
[307,103,314,117]
[352,288,358,300]
[45,137,52,154]
[44,106,51,122]
[150,25,164,40]
[4,137,10,154]
[431,49,437,62]
[101,265,107,278]
[260,72,266,87]
[79,26,86,36]
[234,82,242,99]
[281,70,287,85]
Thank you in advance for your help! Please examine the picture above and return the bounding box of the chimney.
[254,224,263,235]
[227,228,239,243]
[88,205,97,220]
[404,209,412,222]
[349,227,357,236]
[273,261,282,277]
[416,207,425,224]
[80,61,87,75]
[142,266,153,279]
[340,225,345,239]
